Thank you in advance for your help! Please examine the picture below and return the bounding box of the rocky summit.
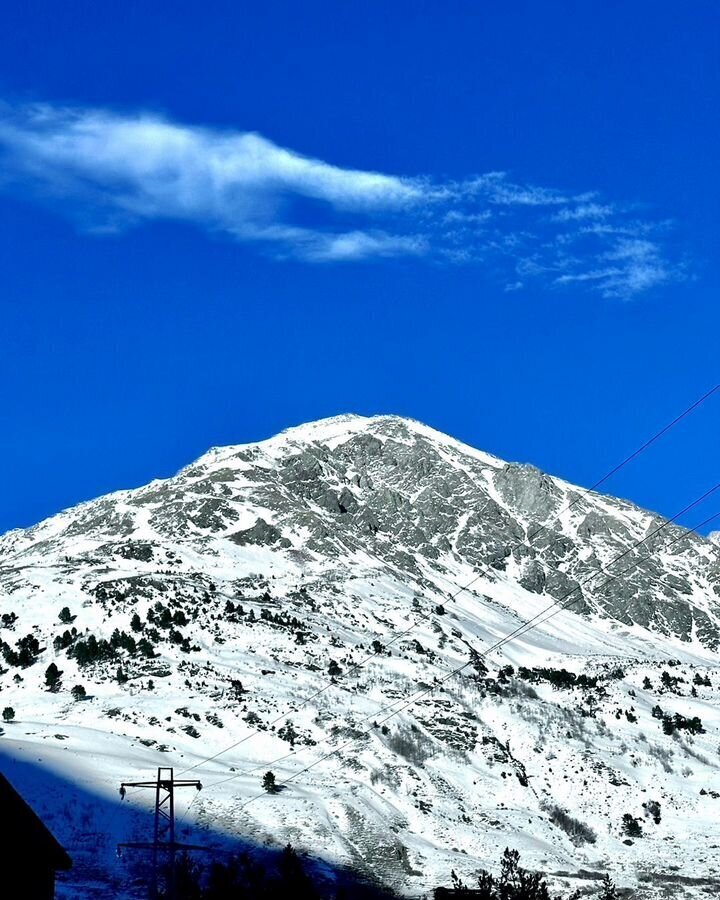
[1,415,720,898]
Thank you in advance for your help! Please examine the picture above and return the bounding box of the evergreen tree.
[138,638,157,658]
[621,814,642,838]
[229,679,245,699]
[71,684,87,701]
[58,606,75,624]
[277,844,317,899]
[130,613,144,633]
[328,659,342,678]
[262,771,278,793]
[2,706,15,722]
[598,874,619,900]
[45,662,63,691]
[435,847,553,899]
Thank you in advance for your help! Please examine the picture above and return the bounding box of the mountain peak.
[2,415,720,898]
[202,413,504,473]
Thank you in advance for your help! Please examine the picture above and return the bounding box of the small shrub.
[642,799,661,824]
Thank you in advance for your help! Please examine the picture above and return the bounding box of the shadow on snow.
[0,747,399,899]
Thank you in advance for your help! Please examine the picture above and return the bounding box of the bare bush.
[648,742,674,773]
[385,724,435,766]
[543,803,597,846]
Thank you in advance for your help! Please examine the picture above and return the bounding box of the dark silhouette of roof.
[0,773,72,871]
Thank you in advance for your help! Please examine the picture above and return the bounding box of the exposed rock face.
[230,517,291,548]
[24,413,715,644]
[3,414,719,645]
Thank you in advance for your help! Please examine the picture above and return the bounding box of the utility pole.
[118,767,204,900]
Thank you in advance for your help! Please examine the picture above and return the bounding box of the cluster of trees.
[54,628,79,650]
[660,670,685,693]
[147,602,189,630]
[141,604,198,652]
[651,705,705,735]
[514,666,598,690]
[1,633,43,668]
[68,634,120,666]
[259,607,306,632]
[435,849,619,899]
[160,844,324,899]
[66,628,163,666]
[157,840,622,900]
[222,599,309,645]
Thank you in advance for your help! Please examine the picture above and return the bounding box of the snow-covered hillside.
[1,414,719,898]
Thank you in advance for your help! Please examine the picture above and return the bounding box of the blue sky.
[0,1,718,533]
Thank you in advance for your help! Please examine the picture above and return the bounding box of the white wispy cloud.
[0,101,684,297]
[552,202,614,222]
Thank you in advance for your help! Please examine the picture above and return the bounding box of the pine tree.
[2,706,15,722]
[58,606,75,624]
[621,813,642,837]
[277,844,317,898]
[45,662,63,691]
[598,873,619,900]
[262,771,278,793]
[71,684,87,701]
[229,679,245,699]
[328,660,342,678]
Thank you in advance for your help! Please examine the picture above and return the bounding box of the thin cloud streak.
[0,102,684,297]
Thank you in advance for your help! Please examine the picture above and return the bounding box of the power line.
[172,384,718,780]
[233,501,720,807]
[199,492,720,801]
[197,510,720,795]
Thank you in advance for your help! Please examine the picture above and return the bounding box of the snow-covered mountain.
[1,414,719,898]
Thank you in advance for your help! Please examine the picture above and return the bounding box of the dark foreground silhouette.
[434,849,620,900]
[160,844,396,899]
[0,749,623,900]
[162,846,623,900]
[0,749,396,899]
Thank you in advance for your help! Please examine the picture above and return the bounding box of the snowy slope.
[1,414,719,898]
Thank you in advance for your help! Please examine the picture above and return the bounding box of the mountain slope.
[1,414,719,898]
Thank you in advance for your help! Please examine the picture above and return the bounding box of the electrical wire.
[197,491,720,803]
[171,384,718,781]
